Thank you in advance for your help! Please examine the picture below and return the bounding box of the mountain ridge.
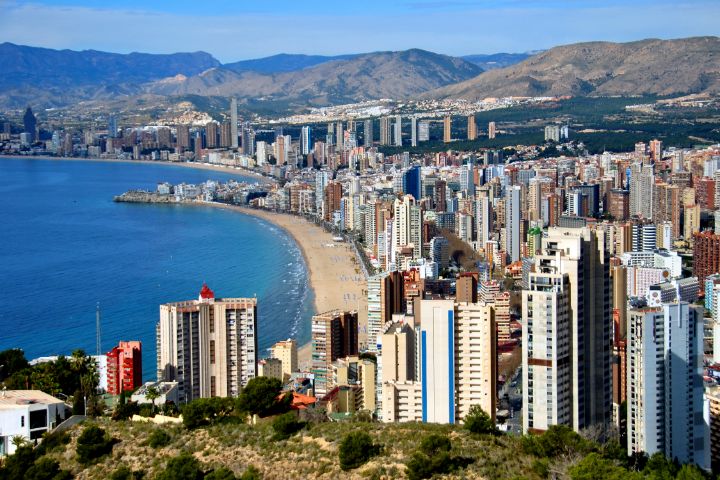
[428,36,720,99]
[0,46,485,109]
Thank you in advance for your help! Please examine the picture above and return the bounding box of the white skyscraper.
[255,141,267,166]
[419,299,496,424]
[230,97,238,149]
[364,119,373,147]
[315,170,330,215]
[505,186,521,262]
[418,121,430,142]
[394,115,402,147]
[393,195,423,262]
[157,285,257,403]
[411,117,417,147]
[626,303,708,469]
[522,227,611,433]
[522,267,572,432]
[455,302,496,421]
[301,126,311,155]
[629,162,654,219]
[476,195,493,247]
[336,121,344,150]
[420,299,455,424]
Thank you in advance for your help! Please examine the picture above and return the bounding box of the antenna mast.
[96,302,101,357]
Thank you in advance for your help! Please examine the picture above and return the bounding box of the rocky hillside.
[0,45,481,109]
[430,37,720,100]
[145,49,484,105]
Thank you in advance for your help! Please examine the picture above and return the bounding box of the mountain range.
[0,37,718,112]
[429,36,720,100]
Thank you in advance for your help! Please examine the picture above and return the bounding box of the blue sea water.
[0,157,313,380]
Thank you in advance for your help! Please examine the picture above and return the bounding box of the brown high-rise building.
[694,231,720,288]
[456,273,478,303]
[443,115,452,143]
[654,183,681,239]
[176,125,190,151]
[697,177,716,210]
[323,181,343,222]
[382,271,404,322]
[649,139,662,162]
[608,189,630,221]
[467,115,477,141]
[435,180,447,212]
[157,127,171,148]
[205,122,218,149]
[220,122,232,148]
[311,310,358,396]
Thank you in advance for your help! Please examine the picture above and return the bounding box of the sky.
[1,0,718,62]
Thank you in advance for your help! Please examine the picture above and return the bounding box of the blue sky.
[1,0,718,62]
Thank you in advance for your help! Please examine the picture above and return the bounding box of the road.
[498,366,522,434]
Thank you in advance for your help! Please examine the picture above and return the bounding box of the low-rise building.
[258,358,283,380]
[130,381,179,406]
[382,381,422,423]
[0,390,67,456]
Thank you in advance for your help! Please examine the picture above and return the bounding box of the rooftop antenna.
[96,302,102,357]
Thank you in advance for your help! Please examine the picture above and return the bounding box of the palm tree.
[11,435,28,450]
[145,386,160,413]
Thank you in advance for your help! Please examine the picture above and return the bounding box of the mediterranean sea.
[0,157,313,380]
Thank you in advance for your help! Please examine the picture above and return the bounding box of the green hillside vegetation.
[1,403,714,479]
[0,354,714,479]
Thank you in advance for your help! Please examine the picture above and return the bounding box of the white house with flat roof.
[0,390,67,456]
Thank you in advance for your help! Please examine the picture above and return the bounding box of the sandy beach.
[0,155,273,184]
[207,204,368,369]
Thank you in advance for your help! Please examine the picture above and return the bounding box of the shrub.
[182,397,237,429]
[110,465,145,480]
[406,434,473,480]
[112,400,140,421]
[236,377,283,417]
[23,457,72,480]
[0,445,36,479]
[155,452,203,480]
[239,465,261,480]
[110,466,133,480]
[35,430,70,456]
[521,425,593,458]
[76,425,115,464]
[569,452,643,480]
[205,467,236,480]
[147,429,171,448]
[338,431,380,471]
[463,405,495,435]
[271,412,304,440]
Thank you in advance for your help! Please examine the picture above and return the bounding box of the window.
[29,410,47,430]
[210,340,216,364]
[210,376,216,397]
[20,415,24,428]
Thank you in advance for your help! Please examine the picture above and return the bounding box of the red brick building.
[106,341,142,396]
[694,231,720,290]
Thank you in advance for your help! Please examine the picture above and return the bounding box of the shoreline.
[0,154,274,184]
[203,203,368,368]
[3,155,365,369]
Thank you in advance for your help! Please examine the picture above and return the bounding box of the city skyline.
[0,1,718,62]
